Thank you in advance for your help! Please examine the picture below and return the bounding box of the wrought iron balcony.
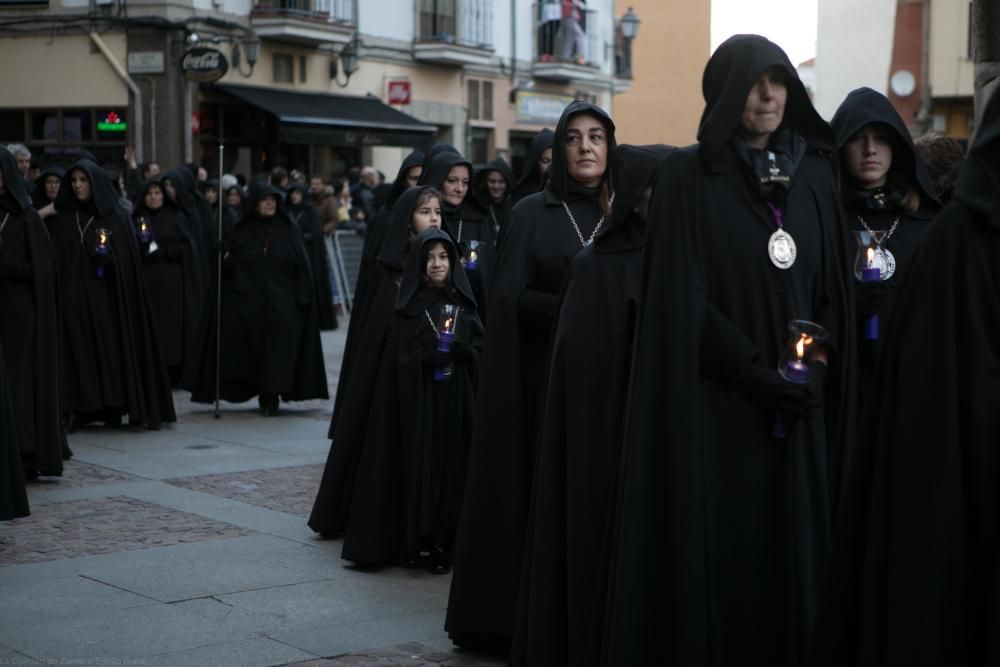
[413,0,494,67]
[251,0,355,47]
[531,2,603,82]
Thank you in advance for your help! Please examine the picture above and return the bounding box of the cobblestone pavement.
[165,464,326,516]
[0,494,255,566]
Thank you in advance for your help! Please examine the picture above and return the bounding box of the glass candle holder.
[853,230,882,340]
[95,228,112,278]
[777,319,828,385]
[434,304,459,381]
[462,240,481,271]
[138,218,151,243]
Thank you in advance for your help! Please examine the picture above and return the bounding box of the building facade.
[0,0,636,181]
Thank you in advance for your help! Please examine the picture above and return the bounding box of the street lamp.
[231,33,260,77]
[331,35,360,88]
[617,7,640,79]
[620,7,640,40]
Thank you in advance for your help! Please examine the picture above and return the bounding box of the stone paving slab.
[165,464,326,517]
[142,637,318,667]
[292,642,505,666]
[27,460,139,489]
[0,496,255,566]
[0,575,155,628]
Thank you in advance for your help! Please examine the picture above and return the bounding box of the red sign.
[387,80,411,105]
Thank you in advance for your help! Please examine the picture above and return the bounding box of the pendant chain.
[0,213,9,238]
[456,219,463,244]
[424,310,440,340]
[75,212,95,244]
[562,192,616,248]
[857,214,900,249]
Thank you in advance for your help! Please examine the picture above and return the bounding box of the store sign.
[181,47,229,83]
[515,91,574,125]
[387,80,412,105]
[97,111,127,132]
[128,51,165,74]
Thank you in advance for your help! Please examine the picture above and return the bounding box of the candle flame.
[796,334,813,360]
[444,317,454,332]
[867,247,875,268]
[98,230,108,245]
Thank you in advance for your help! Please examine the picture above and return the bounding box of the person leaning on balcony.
[560,0,587,65]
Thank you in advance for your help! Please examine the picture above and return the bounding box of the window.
[0,111,25,141]
[482,81,494,121]
[273,53,294,83]
[299,55,307,82]
[467,80,480,119]
[467,79,494,121]
[469,127,491,164]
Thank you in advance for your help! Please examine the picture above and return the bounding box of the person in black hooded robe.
[50,160,176,430]
[224,184,244,225]
[309,185,445,536]
[512,144,672,666]
[287,183,337,331]
[830,87,941,407]
[132,179,204,385]
[808,86,1000,667]
[31,164,64,221]
[475,158,514,243]
[0,335,30,521]
[184,182,327,415]
[162,168,214,285]
[334,228,482,572]
[511,128,555,204]
[601,35,857,666]
[445,100,617,652]
[327,151,424,435]
[420,152,494,322]
[0,147,63,478]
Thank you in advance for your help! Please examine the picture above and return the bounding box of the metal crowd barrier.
[327,229,364,315]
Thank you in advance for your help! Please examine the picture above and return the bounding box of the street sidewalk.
[0,325,504,667]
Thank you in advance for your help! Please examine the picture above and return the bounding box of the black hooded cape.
[512,144,672,666]
[475,158,514,245]
[602,35,857,665]
[809,86,1000,667]
[50,160,176,428]
[287,183,337,331]
[184,182,327,404]
[310,186,431,535]
[0,148,63,476]
[512,128,555,203]
[328,150,425,433]
[445,100,617,648]
[132,180,204,383]
[830,87,942,406]
[0,334,29,520]
[30,165,64,210]
[331,229,483,565]
[162,168,215,288]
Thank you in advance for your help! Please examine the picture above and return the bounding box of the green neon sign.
[97,121,128,132]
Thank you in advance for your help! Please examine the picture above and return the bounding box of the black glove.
[856,280,889,317]
[90,248,114,268]
[423,347,451,370]
[736,363,820,419]
[805,361,828,406]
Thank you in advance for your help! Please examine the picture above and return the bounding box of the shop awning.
[214,84,437,147]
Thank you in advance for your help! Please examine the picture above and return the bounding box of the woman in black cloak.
[601,36,856,666]
[420,152,494,322]
[50,160,176,430]
[474,158,514,242]
[327,150,423,435]
[511,144,672,666]
[445,100,617,652]
[286,183,337,331]
[309,186,445,536]
[183,182,327,415]
[224,185,244,225]
[132,179,203,385]
[511,128,554,203]
[830,87,941,406]
[162,168,214,283]
[0,147,63,478]
[31,164,64,220]
[335,228,482,572]
[808,87,1000,667]
[0,335,30,521]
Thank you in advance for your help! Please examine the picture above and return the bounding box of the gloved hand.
[423,347,451,370]
[856,280,889,317]
[736,363,820,419]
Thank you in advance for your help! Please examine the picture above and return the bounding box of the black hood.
[396,227,477,314]
[597,144,675,251]
[378,185,438,272]
[420,143,461,177]
[161,168,197,214]
[548,101,617,200]
[387,150,426,209]
[514,128,555,194]
[831,87,941,207]
[698,34,832,169]
[132,179,183,217]
[419,152,474,191]
[244,181,287,220]
[475,158,514,189]
[286,182,312,211]
[0,146,30,213]
[55,159,121,217]
[31,164,65,207]
[954,87,1000,230]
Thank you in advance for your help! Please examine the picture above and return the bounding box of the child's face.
[412,196,442,234]
[424,241,450,287]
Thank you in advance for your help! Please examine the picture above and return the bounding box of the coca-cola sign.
[181,47,229,83]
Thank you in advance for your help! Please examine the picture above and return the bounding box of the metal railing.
[326,230,363,314]
[416,0,493,49]
[533,2,600,67]
[252,0,354,23]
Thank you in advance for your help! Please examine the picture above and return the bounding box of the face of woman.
[289,189,303,206]
[440,165,470,207]
[537,147,553,177]
[424,241,450,288]
[844,124,894,189]
[257,195,278,217]
[564,114,609,187]
[739,67,788,149]
[411,196,442,234]
[227,189,241,208]
[44,175,61,200]
[70,169,91,202]
[404,166,422,188]
[486,172,507,203]
[205,188,218,205]
[162,179,177,200]
[144,185,164,210]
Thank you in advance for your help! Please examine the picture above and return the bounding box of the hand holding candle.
[138,218,151,244]
[434,305,459,381]
[95,228,112,278]
[462,241,480,272]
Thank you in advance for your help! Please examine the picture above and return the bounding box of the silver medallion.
[767,229,797,270]
[871,247,896,280]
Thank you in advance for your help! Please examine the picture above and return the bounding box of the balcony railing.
[533,2,600,68]
[252,0,354,24]
[416,0,493,49]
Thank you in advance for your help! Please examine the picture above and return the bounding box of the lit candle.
[138,218,151,243]
[463,241,480,271]
[784,334,811,383]
[434,306,459,381]
[95,228,112,279]
[861,247,881,340]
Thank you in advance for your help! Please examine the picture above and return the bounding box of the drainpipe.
[510,0,517,84]
[90,32,144,162]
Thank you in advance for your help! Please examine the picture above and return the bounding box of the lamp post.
[332,35,360,88]
[618,7,640,79]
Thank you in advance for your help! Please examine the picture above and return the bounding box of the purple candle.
[784,358,809,383]
[96,229,110,279]
[861,249,881,340]
[434,329,455,381]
